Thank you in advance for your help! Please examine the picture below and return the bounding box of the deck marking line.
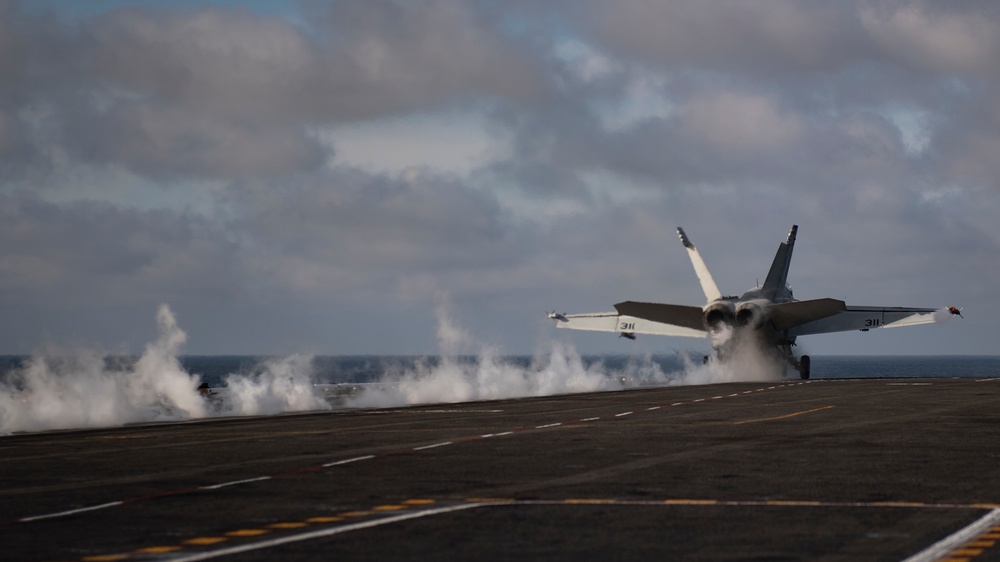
[403,499,435,505]
[671,403,683,406]
[19,501,124,522]
[164,504,486,562]
[413,442,452,451]
[494,431,514,436]
[137,546,181,554]
[580,417,600,422]
[732,406,835,425]
[322,455,376,468]
[184,538,227,546]
[901,508,1000,562]
[647,406,660,411]
[615,412,633,417]
[201,476,271,490]
[535,423,562,429]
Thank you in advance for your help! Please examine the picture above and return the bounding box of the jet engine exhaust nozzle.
[703,302,735,331]
[735,303,764,328]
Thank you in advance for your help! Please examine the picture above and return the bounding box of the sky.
[1,0,998,356]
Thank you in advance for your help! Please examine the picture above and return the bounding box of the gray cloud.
[1,0,997,355]
[0,0,547,181]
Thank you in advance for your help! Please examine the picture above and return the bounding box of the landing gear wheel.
[702,355,710,365]
[799,355,810,380]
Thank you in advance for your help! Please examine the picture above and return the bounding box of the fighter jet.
[549,225,957,379]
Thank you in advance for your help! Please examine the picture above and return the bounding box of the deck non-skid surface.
[2,378,999,561]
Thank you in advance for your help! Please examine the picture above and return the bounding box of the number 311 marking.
[864,318,881,327]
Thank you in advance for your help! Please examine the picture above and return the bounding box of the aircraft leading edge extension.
[549,225,961,379]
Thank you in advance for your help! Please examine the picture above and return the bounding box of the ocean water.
[2,354,998,387]
[190,354,1000,383]
[1,354,997,434]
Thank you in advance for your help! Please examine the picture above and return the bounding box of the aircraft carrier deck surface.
[2,377,999,561]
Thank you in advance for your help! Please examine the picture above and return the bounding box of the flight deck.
[2,378,999,561]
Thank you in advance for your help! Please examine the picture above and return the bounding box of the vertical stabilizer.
[677,227,722,303]
[761,225,797,301]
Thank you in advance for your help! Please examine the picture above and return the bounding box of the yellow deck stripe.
[733,406,835,425]
[184,537,227,545]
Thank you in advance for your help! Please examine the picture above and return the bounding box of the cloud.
[860,2,1000,79]
[0,0,547,181]
[67,103,327,179]
[0,0,998,356]
[682,91,804,152]
[585,1,868,74]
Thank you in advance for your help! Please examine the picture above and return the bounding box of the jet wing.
[552,302,707,339]
[788,306,943,337]
[767,298,846,331]
[614,301,706,332]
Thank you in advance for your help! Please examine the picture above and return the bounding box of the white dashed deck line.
[413,442,453,451]
[322,456,376,468]
[535,423,562,429]
[201,476,272,490]
[18,501,124,523]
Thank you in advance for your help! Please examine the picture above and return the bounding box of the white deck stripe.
[413,442,452,451]
[19,501,123,522]
[615,412,633,417]
[900,507,1000,562]
[535,423,562,429]
[322,455,375,468]
[165,503,487,562]
[200,476,272,490]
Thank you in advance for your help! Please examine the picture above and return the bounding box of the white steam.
[222,354,328,415]
[348,298,622,408]
[0,299,791,434]
[347,298,785,409]
[0,305,327,434]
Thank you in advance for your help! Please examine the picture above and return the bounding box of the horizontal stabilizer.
[614,301,706,332]
[767,298,846,331]
[788,306,942,337]
[552,311,706,339]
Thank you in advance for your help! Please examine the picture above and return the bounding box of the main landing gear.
[780,342,810,380]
